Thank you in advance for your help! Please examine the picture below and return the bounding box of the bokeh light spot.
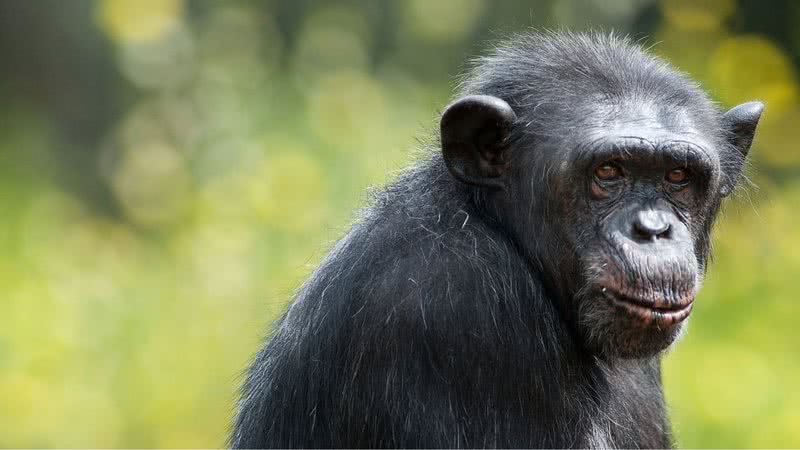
[405,0,485,42]
[755,108,800,167]
[255,149,328,232]
[292,6,371,87]
[197,5,279,87]
[110,141,192,228]
[660,0,735,31]
[708,35,798,115]
[95,0,185,44]
[307,70,388,151]
[118,24,195,90]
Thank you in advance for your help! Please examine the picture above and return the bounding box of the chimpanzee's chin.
[577,292,687,359]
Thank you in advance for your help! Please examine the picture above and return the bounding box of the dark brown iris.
[666,168,689,184]
[595,163,621,181]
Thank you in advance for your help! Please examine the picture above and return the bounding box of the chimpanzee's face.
[440,94,762,359]
[562,115,722,358]
[535,100,761,359]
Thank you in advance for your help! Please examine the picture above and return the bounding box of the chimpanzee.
[230,32,763,448]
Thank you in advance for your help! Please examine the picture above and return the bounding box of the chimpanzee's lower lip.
[603,291,693,327]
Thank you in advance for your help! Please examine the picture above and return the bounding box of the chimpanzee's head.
[440,32,762,359]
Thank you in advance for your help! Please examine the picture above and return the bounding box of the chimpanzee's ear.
[720,101,764,196]
[440,95,517,189]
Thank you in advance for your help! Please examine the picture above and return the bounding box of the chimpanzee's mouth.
[601,289,693,327]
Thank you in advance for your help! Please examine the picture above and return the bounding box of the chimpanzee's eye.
[594,162,622,181]
[666,168,690,185]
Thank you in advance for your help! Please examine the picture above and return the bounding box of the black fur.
[230,32,760,448]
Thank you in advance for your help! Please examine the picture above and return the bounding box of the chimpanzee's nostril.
[632,210,672,241]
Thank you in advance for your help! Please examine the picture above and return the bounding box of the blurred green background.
[0,0,798,447]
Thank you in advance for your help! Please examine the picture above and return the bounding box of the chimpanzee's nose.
[632,209,671,242]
